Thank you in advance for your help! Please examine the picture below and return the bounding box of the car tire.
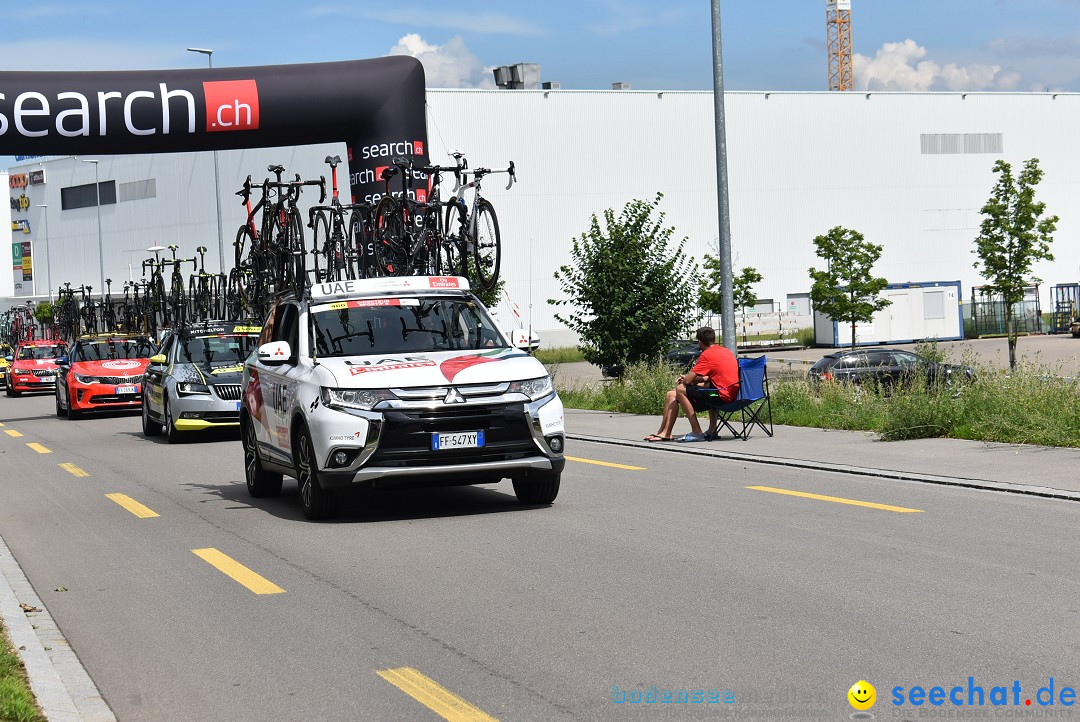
[6,381,18,398]
[242,416,282,497]
[296,426,334,521]
[141,394,162,437]
[163,394,182,444]
[513,472,561,505]
[66,394,81,419]
[55,388,67,417]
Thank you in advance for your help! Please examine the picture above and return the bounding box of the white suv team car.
[241,276,565,520]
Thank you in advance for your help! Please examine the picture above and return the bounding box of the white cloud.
[854,39,1016,92]
[388,34,495,89]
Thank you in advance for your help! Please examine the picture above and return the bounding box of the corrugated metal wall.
[10,91,1080,346]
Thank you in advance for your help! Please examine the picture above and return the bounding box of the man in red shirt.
[646,327,739,442]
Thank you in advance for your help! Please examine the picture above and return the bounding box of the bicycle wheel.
[286,207,307,292]
[442,197,468,277]
[333,214,355,281]
[235,225,255,270]
[226,268,246,321]
[472,199,502,291]
[351,209,375,279]
[373,196,407,277]
[170,272,186,326]
[310,210,330,283]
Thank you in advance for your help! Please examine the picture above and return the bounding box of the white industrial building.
[6,89,1080,346]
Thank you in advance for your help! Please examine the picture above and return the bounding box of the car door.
[887,351,921,385]
[865,350,897,387]
[254,302,300,464]
[144,333,173,419]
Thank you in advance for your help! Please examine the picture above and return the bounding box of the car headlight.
[177,381,211,395]
[74,373,100,384]
[321,387,397,411]
[509,375,554,401]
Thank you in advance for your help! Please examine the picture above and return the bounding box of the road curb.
[0,534,116,722]
[567,433,1080,503]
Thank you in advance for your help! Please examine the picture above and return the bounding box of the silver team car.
[141,321,263,442]
[241,276,566,520]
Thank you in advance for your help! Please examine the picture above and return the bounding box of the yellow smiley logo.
[848,680,876,710]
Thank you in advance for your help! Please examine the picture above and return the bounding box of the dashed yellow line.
[26,442,51,454]
[746,485,924,513]
[566,456,645,471]
[4,429,23,438]
[59,463,90,477]
[106,493,160,519]
[192,548,284,595]
[377,667,498,722]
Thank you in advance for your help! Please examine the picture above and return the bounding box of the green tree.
[32,301,54,325]
[808,226,891,348]
[550,193,699,371]
[973,158,1058,370]
[699,257,762,315]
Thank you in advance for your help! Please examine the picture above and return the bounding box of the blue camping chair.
[703,356,774,441]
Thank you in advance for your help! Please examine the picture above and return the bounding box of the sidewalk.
[565,408,1080,500]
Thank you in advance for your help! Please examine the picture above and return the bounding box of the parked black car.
[807,348,976,388]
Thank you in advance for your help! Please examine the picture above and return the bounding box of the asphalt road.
[2,391,1080,721]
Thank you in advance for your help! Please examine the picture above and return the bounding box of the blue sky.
[3,0,1079,167]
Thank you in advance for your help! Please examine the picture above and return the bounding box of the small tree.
[808,226,891,348]
[32,301,54,325]
[550,193,699,371]
[699,257,762,315]
[973,158,1058,370]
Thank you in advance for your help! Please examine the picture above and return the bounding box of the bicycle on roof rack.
[442,150,515,291]
[307,155,375,283]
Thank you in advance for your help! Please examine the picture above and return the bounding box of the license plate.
[117,385,137,395]
[40,376,56,383]
[432,431,485,450]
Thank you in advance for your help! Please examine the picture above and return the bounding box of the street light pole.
[35,204,52,301]
[79,158,105,295]
[710,0,737,354]
[188,47,226,273]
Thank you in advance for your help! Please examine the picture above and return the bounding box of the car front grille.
[31,369,56,377]
[92,375,140,385]
[369,403,539,467]
[88,393,141,404]
[214,384,242,400]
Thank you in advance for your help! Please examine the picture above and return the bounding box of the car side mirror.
[56,356,69,366]
[258,341,291,365]
[3,356,12,363]
[149,354,167,366]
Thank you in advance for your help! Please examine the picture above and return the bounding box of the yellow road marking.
[4,429,23,438]
[192,548,284,595]
[59,463,90,477]
[105,493,160,519]
[26,442,51,454]
[746,485,924,513]
[377,667,498,722]
[566,456,645,471]
[0,421,5,426]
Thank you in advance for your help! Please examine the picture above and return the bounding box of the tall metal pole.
[710,0,737,353]
[80,159,105,294]
[35,204,52,301]
[189,47,225,272]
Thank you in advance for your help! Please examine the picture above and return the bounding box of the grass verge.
[533,346,585,365]
[0,619,45,722]
[557,354,1080,448]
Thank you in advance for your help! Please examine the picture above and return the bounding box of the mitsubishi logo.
[444,388,466,404]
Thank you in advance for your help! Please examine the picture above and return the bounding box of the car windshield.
[311,297,507,357]
[73,339,154,362]
[17,345,64,360]
[178,334,259,366]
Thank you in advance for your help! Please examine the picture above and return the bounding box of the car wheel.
[141,394,162,437]
[164,394,182,444]
[513,472,561,505]
[242,417,282,497]
[55,388,67,417]
[6,381,18,398]
[296,426,334,521]
[66,392,81,419]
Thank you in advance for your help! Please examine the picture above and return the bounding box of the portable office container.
[813,281,963,347]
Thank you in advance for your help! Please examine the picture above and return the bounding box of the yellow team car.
[0,343,11,385]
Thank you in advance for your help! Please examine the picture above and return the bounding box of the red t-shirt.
[692,345,739,401]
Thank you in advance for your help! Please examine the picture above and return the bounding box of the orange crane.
[827,0,853,91]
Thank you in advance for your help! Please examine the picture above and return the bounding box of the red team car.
[54,334,155,418]
[5,339,65,397]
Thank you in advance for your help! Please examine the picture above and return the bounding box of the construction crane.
[827,0,853,91]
